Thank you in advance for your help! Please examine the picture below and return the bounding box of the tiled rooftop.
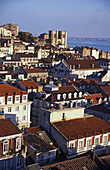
[85,93,102,104]
[101,86,110,96]
[53,117,110,140]
[0,119,21,137]
[23,134,56,153]
[53,85,78,94]
[0,84,27,96]
[25,68,48,73]
[20,80,37,89]
[65,59,102,70]
[42,152,104,170]
[28,126,44,133]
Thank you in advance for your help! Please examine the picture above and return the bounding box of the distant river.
[67,39,110,52]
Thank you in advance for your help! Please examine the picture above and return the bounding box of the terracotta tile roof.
[23,134,56,153]
[65,59,102,70]
[53,117,110,140]
[0,84,27,96]
[100,86,110,96]
[0,119,21,137]
[28,126,44,133]
[53,86,78,94]
[42,153,103,170]
[28,126,53,145]
[85,93,102,104]
[20,80,37,89]
[25,68,48,73]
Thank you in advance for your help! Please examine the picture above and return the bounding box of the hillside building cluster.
[0,23,110,169]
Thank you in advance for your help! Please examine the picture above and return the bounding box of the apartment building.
[40,116,110,159]
[0,84,32,130]
[0,118,25,170]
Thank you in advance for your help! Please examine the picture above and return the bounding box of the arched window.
[16,116,19,122]
[16,138,21,151]
[3,140,9,155]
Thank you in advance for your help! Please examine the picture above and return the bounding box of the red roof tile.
[20,80,37,89]
[0,119,21,137]
[53,86,78,94]
[85,93,102,104]
[53,117,110,140]
[65,60,102,70]
[28,126,44,133]
[0,84,27,96]
[25,68,48,73]
[101,86,110,96]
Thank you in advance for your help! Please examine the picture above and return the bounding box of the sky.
[0,0,110,38]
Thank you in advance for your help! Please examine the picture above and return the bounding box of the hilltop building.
[49,30,67,48]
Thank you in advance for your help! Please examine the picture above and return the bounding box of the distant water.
[67,39,110,52]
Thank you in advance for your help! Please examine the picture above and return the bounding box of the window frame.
[103,134,108,144]
[78,139,84,148]
[23,105,26,110]
[22,115,26,121]
[16,137,21,151]
[95,136,100,146]
[8,107,12,112]
[15,106,19,111]
[3,140,9,155]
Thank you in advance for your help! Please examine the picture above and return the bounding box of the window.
[95,137,100,146]
[68,93,72,99]
[16,96,19,101]
[3,140,9,155]
[0,108,4,113]
[22,115,26,121]
[16,116,19,122]
[62,113,65,120]
[22,95,26,100]
[15,106,19,111]
[57,94,61,100]
[23,105,26,110]
[0,97,4,104]
[87,139,92,146]
[79,141,83,148]
[70,143,75,149]
[63,93,66,99]
[79,92,82,98]
[8,107,12,112]
[16,138,21,150]
[103,135,108,144]
[8,96,12,102]
[74,92,77,98]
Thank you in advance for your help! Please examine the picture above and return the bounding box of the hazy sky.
[0,0,110,38]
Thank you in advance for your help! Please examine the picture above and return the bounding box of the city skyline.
[0,0,110,38]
